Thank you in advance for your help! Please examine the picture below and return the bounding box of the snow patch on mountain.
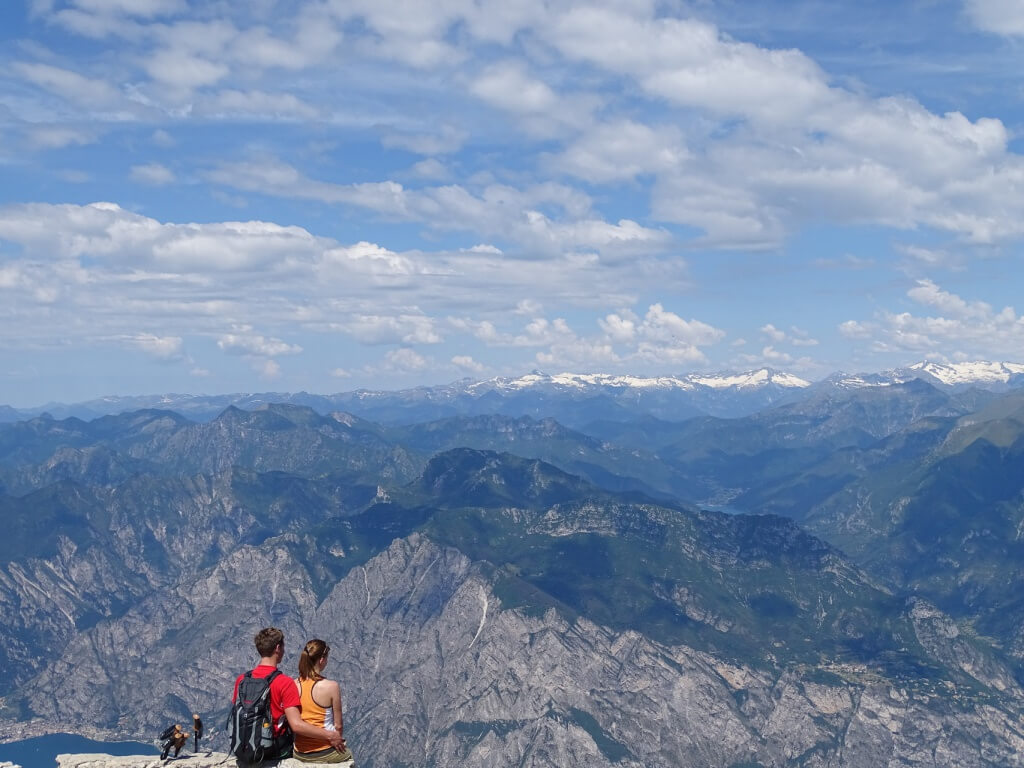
[907,361,1024,386]
[826,361,1024,390]
[472,369,811,393]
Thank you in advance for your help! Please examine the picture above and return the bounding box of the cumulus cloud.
[385,347,428,371]
[906,278,993,320]
[841,279,1024,358]
[553,120,687,183]
[259,358,282,378]
[17,0,1024,250]
[599,311,637,344]
[452,354,485,373]
[759,323,819,348]
[71,0,186,18]
[459,303,725,372]
[343,314,442,345]
[470,61,557,114]
[28,126,96,149]
[123,332,183,359]
[151,129,175,147]
[13,62,123,109]
[144,49,229,91]
[206,158,670,257]
[410,159,450,180]
[217,333,302,357]
[965,0,1024,35]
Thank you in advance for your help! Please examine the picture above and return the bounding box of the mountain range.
[4,360,1022,425]
[1,361,1024,766]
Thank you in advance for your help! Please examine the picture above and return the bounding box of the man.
[232,627,345,764]
[159,724,188,760]
[192,713,203,753]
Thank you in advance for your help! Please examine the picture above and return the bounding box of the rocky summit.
[53,754,328,768]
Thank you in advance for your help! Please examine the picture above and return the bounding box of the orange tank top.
[293,677,337,754]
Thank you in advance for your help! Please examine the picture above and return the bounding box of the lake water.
[0,733,156,768]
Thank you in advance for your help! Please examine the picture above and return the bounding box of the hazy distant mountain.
[628,378,979,509]
[822,360,1024,391]
[3,361,1022,427]
[0,405,420,497]
[791,388,1024,664]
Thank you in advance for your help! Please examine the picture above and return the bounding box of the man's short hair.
[254,626,285,657]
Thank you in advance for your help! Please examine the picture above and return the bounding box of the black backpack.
[227,669,293,764]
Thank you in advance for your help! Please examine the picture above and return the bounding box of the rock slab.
[56,754,351,768]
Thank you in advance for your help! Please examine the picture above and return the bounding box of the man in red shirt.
[232,627,345,763]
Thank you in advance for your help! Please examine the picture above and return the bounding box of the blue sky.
[2,0,1024,406]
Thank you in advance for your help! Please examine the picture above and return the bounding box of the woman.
[293,639,354,764]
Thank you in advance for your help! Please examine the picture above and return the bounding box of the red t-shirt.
[233,664,300,735]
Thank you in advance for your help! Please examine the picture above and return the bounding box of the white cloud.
[452,355,484,373]
[906,278,992,320]
[460,243,503,255]
[130,163,175,185]
[470,61,557,114]
[839,320,872,339]
[194,89,320,120]
[28,126,96,149]
[207,158,670,257]
[381,125,467,155]
[553,120,686,183]
[639,303,725,347]
[151,129,175,147]
[144,49,229,91]
[330,367,351,378]
[965,0,1024,35]
[469,316,575,348]
[17,0,1024,252]
[841,280,1024,359]
[123,332,183,359]
[599,311,637,343]
[13,62,123,109]
[71,0,185,17]
[343,314,442,345]
[217,333,302,357]
[259,358,282,378]
[385,347,428,371]
[410,159,450,180]
[761,324,787,343]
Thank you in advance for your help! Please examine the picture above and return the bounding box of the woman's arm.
[326,679,344,734]
[284,706,344,751]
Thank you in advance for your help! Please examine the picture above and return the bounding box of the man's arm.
[283,706,345,750]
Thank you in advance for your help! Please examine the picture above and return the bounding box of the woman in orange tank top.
[293,639,354,764]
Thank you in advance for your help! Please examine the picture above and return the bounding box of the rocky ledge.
[7,754,351,768]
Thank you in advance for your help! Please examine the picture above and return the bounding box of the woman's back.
[294,677,337,753]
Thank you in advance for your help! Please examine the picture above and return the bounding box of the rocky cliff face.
[8,534,1024,768]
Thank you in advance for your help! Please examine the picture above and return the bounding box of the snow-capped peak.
[907,361,1024,386]
[470,369,811,393]
[688,369,811,390]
